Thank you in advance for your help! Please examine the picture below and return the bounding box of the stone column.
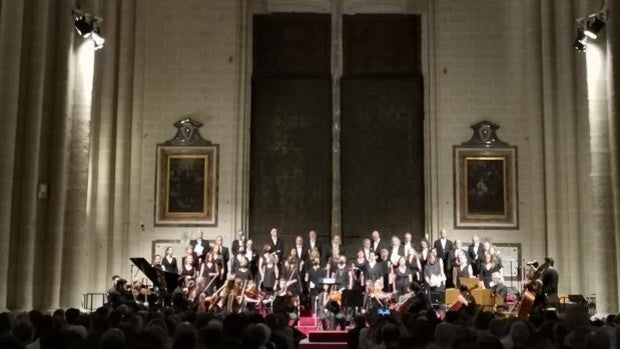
[331,0,343,237]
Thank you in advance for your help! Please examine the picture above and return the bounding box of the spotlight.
[74,15,93,37]
[573,28,587,52]
[584,17,605,39]
[92,27,105,50]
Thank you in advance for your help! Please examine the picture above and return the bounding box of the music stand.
[342,289,364,308]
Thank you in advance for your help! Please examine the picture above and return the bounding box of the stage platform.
[297,316,349,349]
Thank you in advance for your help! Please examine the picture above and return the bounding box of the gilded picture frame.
[453,121,518,229]
[155,118,219,226]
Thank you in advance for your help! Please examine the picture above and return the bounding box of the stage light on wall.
[74,15,93,37]
[573,28,587,52]
[72,9,105,51]
[573,7,607,53]
[584,17,605,39]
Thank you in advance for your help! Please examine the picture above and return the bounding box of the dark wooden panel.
[253,13,331,78]
[341,77,424,242]
[343,14,421,76]
[250,79,332,248]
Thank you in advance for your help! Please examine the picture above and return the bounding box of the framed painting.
[155,118,219,226]
[454,121,518,229]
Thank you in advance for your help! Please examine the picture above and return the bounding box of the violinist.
[282,255,302,296]
[107,278,133,309]
[363,280,390,313]
[317,284,346,330]
[200,252,220,294]
[172,276,190,312]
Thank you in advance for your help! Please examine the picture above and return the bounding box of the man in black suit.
[231,230,246,255]
[467,235,485,276]
[294,235,308,262]
[370,230,389,255]
[213,235,230,279]
[245,239,260,278]
[189,230,209,264]
[267,228,284,261]
[433,229,453,284]
[305,230,322,262]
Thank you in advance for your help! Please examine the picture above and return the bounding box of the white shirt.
[422,248,428,260]
[309,240,316,249]
[373,239,380,251]
[296,245,303,258]
[363,247,371,259]
[403,243,412,257]
[440,238,446,249]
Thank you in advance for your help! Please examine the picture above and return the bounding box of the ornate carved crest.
[164,118,212,146]
[461,120,508,148]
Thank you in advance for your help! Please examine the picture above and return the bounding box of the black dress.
[180,264,196,278]
[394,267,412,294]
[353,259,368,290]
[236,268,253,282]
[262,265,277,292]
[480,263,500,289]
[201,262,218,293]
[283,265,302,295]
[162,256,178,273]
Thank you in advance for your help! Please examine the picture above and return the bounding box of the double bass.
[516,259,548,318]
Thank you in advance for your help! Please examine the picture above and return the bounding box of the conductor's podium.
[445,280,503,311]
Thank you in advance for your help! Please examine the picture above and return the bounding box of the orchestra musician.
[235,257,253,282]
[200,252,220,294]
[282,255,302,296]
[362,280,392,313]
[448,285,476,315]
[107,278,132,309]
[317,284,347,330]
[172,277,190,312]
[162,247,178,273]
